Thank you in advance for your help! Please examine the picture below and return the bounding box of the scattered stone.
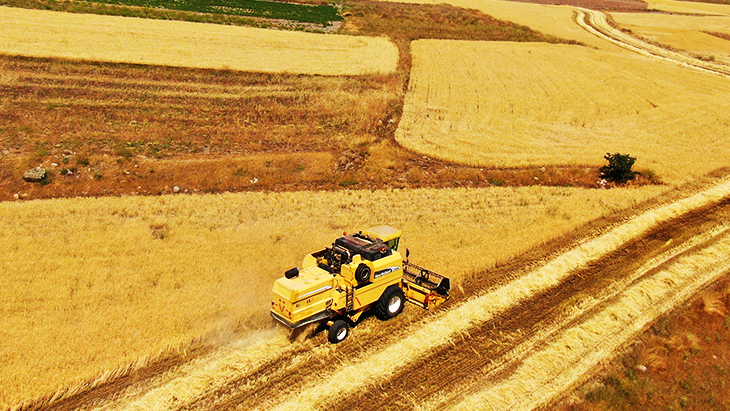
[636,364,647,372]
[13,194,18,199]
[23,167,47,182]
[173,186,181,193]
[336,150,365,172]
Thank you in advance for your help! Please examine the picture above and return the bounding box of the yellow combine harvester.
[270,226,450,343]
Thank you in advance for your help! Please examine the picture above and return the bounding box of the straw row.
[419,224,730,409]
[452,230,730,410]
[268,178,730,410]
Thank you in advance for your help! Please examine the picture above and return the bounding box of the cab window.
[387,238,400,251]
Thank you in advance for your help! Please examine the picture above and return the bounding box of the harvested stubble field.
[397,40,730,184]
[0,185,665,407]
[379,0,611,48]
[611,12,730,65]
[2,0,730,409]
[644,0,730,15]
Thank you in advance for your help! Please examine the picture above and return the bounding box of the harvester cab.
[270,225,450,343]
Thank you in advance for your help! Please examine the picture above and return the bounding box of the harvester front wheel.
[328,320,350,344]
[375,285,405,320]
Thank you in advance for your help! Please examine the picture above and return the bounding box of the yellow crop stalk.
[270,225,450,343]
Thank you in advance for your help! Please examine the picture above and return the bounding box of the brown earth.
[553,280,730,410]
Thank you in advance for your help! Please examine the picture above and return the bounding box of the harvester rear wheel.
[375,285,405,320]
[328,320,350,344]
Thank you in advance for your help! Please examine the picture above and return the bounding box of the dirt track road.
[575,8,730,77]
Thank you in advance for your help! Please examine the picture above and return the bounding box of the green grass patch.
[74,0,342,25]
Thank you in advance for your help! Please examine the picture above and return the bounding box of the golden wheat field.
[611,12,730,65]
[644,0,730,15]
[269,177,730,411]
[396,40,730,184]
[0,185,666,406]
[377,0,612,48]
[0,6,398,75]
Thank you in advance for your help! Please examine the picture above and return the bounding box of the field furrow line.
[331,199,730,410]
[91,331,295,411]
[265,179,730,411]
[414,224,730,410]
[575,8,730,77]
[452,229,730,410]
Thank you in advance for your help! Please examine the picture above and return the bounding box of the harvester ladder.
[346,285,354,311]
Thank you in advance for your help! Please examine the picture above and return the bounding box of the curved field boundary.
[0,7,398,75]
[453,228,730,410]
[575,8,730,77]
[267,178,730,411]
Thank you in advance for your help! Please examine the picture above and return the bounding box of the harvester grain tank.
[270,226,450,343]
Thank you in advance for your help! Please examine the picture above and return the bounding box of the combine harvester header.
[271,225,450,343]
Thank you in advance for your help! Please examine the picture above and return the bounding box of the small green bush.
[600,153,637,184]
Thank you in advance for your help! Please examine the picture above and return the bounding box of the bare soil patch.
[553,279,730,410]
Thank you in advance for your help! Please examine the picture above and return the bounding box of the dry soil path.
[574,8,730,77]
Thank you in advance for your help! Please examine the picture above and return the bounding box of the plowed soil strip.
[333,217,730,410]
[256,179,730,411]
[454,230,730,410]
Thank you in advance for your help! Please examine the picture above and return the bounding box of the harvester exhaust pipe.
[285,267,299,279]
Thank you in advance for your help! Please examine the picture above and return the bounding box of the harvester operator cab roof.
[362,225,402,252]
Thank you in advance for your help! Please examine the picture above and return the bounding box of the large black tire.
[375,285,406,321]
[328,320,350,344]
[355,263,371,283]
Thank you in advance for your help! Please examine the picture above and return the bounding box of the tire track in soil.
[327,199,730,411]
[575,8,730,78]
[37,179,726,411]
[202,194,730,411]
